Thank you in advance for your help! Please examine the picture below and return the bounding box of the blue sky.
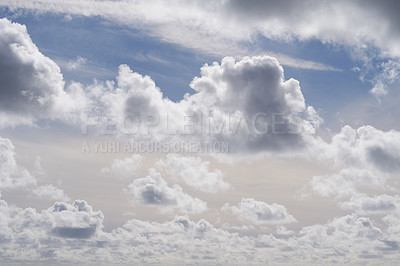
[1,1,400,265]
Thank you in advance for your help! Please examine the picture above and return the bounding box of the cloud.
[369,59,400,98]
[0,23,320,154]
[307,125,400,215]
[100,154,142,178]
[1,197,396,264]
[31,184,68,201]
[156,154,230,193]
[297,214,383,257]
[222,198,296,225]
[3,0,400,96]
[66,56,87,71]
[127,169,207,214]
[0,18,322,154]
[0,18,70,127]
[342,194,400,215]
[0,18,86,127]
[0,136,69,201]
[3,0,400,83]
[0,199,103,246]
[179,56,319,152]
[0,136,36,190]
[78,56,320,154]
[46,200,104,239]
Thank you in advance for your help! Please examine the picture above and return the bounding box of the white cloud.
[3,0,400,57]
[342,194,400,215]
[66,56,87,71]
[31,184,68,201]
[0,136,36,190]
[297,214,384,258]
[100,154,142,178]
[156,154,230,193]
[367,59,400,98]
[127,169,207,214]
[0,19,55,113]
[46,200,104,239]
[307,125,400,216]
[0,18,86,127]
[222,198,296,225]
[0,199,103,244]
[0,136,69,201]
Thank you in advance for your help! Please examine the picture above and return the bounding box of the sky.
[0,0,400,265]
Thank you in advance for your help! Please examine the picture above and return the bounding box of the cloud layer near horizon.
[0,195,399,265]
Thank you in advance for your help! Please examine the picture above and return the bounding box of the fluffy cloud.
[342,194,400,215]
[0,18,81,127]
[0,199,103,260]
[0,136,68,201]
[127,169,207,214]
[308,125,400,217]
[46,200,104,239]
[156,154,230,193]
[222,198,296,225]
[313,125,400,187]
[79,55,319,153]
[180,56,318,152]
[100,154,142,178]
[0,136,35,190]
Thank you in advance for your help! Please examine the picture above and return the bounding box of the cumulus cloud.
[0,18,81,127]
[46,200,104,239]
[156,154,230,193]
[127,169,207,214]
[178,56,319,152]
[342,194,400,215]
[297,214,384,258]
[100,154,142,178]
[78,55,319,154]
[0,199,103,249]
[0,136,69,201]
[307,125,400,217]
[222,198,296,225]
